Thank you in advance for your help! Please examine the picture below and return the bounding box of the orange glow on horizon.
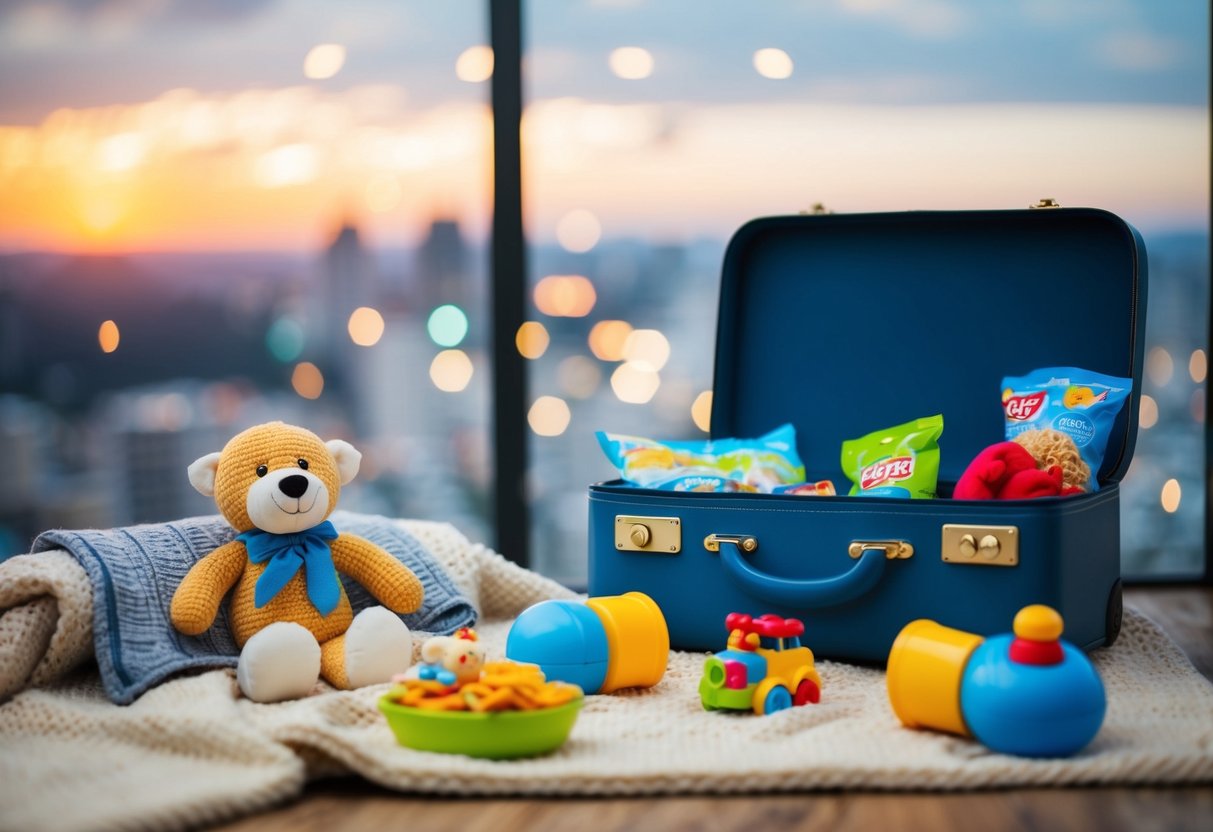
[0,87,492,254]
[0,90,1206,254]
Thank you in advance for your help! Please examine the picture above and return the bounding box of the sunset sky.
[0,0,1207,253]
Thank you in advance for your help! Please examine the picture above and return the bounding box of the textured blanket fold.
[25,511,477,704]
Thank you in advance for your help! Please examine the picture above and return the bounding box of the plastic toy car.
[699,613,822,715]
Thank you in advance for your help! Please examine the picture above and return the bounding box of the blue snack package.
[1001,367,1133,492]
[595,423,806,493]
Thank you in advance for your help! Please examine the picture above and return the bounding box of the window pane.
[0,2,492,554]
[525,1,1210,583]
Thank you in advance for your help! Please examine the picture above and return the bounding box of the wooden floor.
[217,587,1212,832]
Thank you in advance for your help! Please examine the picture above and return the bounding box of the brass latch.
[1030,198,1062,209]
[847,540,914,560]
[941,524,1019,567]
[614,516,681,553]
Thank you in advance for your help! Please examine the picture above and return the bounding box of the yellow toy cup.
[886,618,983,736]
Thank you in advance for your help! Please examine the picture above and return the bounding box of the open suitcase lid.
[709,207,1148,488]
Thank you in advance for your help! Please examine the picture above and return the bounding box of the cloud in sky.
[0,85,1206,254]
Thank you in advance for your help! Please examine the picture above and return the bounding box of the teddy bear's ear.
[187,452,223,497]
[325,439,362,486]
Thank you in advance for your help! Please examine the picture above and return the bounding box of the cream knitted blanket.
[1,520,1211,832]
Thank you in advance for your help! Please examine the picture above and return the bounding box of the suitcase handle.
[711,536,905,608]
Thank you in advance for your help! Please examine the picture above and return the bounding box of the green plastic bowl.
[378,694,584,759]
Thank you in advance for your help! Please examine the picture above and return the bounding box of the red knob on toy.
[1008,605,1065,666]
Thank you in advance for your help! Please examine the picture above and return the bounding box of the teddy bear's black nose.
[278,475,309,499]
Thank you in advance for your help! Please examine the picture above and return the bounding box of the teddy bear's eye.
[256,465,268,477]
[297,459,309,470]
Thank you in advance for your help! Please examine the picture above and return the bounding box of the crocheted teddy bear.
[170,421,424,702]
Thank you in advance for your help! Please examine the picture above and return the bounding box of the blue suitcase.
[588,207,1146,662]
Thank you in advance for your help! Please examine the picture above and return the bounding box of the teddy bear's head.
[187,421,362,534]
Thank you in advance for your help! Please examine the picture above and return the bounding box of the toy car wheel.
[754,679,792,716]
[794,678,820,706]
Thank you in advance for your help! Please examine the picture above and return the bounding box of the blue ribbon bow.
[237,521,341,615]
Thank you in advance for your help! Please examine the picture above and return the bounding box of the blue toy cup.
[505,592,669,694]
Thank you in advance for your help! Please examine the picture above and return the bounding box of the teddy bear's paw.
[344,606,414,688]
[237,621,321,703]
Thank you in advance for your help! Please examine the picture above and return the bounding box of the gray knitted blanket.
[30,510,477,704]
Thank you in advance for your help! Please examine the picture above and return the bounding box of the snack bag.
[841,415,943,499]
[1001,367,1132,492]
[772,480,837,497]
[596,423,805,493]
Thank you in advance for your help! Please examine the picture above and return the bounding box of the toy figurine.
[505,591,668,694]
[412,628,485,687]
[699,613,822,715]
[887,604,1106,757]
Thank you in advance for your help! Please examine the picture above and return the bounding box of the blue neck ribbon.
[238,521,341,616]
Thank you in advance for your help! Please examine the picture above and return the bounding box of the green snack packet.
[841,414,944,499]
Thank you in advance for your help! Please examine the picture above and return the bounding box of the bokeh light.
[291,362,324,399]
[534,275,597,317]
[516,321,550,359]
[254,144,318,188]
[588,320,633,361]
[753,48,794,79]
[98,320,120,353]
[1146,346,1174,386]
[528,396,572,437]
[430,349,474,392]
[622,328,670,371]
[348,306,385,347]
[1190,349,1207,383]
[611,362,661,404]
[304,44,346,80]
[98,133,145,172]
[1160,478,1181,513]
[1138,394,1159,429]
[609,47,654,80]
[558,355,602,399]
[691,390,713,432]
[266,317,305,362]
[556,209,602,253]
[456,45,494,82]
[428,304,469,347]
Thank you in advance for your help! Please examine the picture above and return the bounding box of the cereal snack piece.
[1012,429,1091,492]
